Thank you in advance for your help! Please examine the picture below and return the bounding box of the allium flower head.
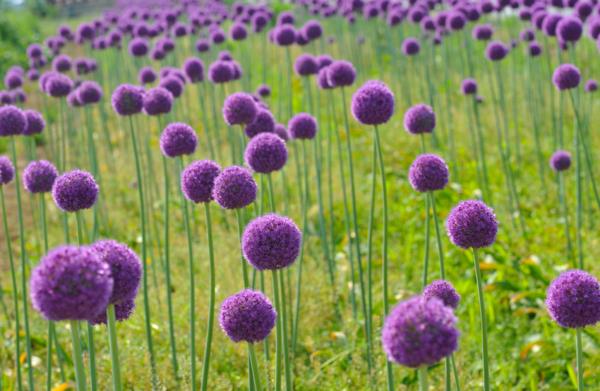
[129,37,149,57]
[77,81,103,105]
[245,133,288,174]
[557,16,583,42]
[213,166,257,209]
[382,296,459,368]
[242,214,302,270]
[111,84,144,116]
[159,76,184,99]
[472,24,494,40]
[160,122,198,158]
[45,74,73,98]
[4,72,23,90]
[139,67,157,84]
[446,200,498,249]
[294,54,319,76]
[180,160,221,204]
[52,55,72,73]
[52,169,99,212]
[0,105,27,136]
[585,79,598,93]
[230,23,248,41]
[461,78,478,95]
[208,61,233,84]
[89,297,135,325]
[30,245,113,321]
[274,123,289,141]
[288,113,317,139]
[23,160,57,193]
[485,41,509,61]
[0,156,15,185]
[223,92,257,125]
[550,150,571,171]
[317,68,332,89]
[219,289,277,343]
[183,57,204,83]
[143,87,173,116]
[546,270,600,328]
[327,60,356,87]
[402,37,421,55]
[351,80,395,126]
[303,20,323,40]
[91,240,141,304]
[409,154,449,192]
[528,42,543,57]
[244,108,275,138]
[404,104,435,134]
[423,280,461,309]
[553,64,581,91]
[274,25,296,46]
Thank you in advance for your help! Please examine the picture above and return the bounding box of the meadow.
[0,1,600,390]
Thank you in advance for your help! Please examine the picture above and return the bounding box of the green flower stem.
[272,270,282,391]
[200,202,216,391]
[106,304,122,391]
[279,269,292,391]
[473,248,490,391]
[429,192,445,279]
[248,343,262,391]
[236,209,250,288]
[418,366,428,391]
[576,329,584,391]
[70,320,87,391]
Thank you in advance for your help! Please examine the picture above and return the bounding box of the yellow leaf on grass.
[52,382,74,391]
[479,261,498,271]
[520,341,543,360]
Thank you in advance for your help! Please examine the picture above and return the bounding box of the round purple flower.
[585,79,598,93]
[159,76,184,99]
[447,12,467,31]
[485,41,509,61]
[553,64,581,91]
[196,39,211,53]
[91,240,141,304]
[550,150,572,172]
[274,25,296,46]
[382,295,459,368]
[351,80,395,126]
[404,104,435,134]
[409,154,449,192]
[181,160,221,204]
[0,91,13,105]
[303,20,323,40]
[230,23,248,41]
[77,81,103,105]
[89,297,135,325]
[213,166,257,209]
[528,42,543,57]
[288,113,317,140]
[129,37,149,57]
[0,105,27,136]
[546,270,600,328]
[446,200,498,249]
[317,68,332,90]
[402,37,421,56]
[461,78,478,95]
[557,17,583,42]
[0,156,15,185]
[242,214,301,271]
[472,24,494,40]
[45,74,73,98]
[244,108,275,138]
[219,289,277,343]
[327,60,356,88]
[183,57,204,83]
[4,72,23,90]
[52,55,72,73]
[52,170,99,212]
[23,160,57,193]
[143,87,173,116]
[30,245,113,321]
[211,29,227,45]
[256,84,271,98]
[208,61,233,84]
[423,280,461,309]
[139,67,157,85]
[294,54,319,76]
[160,122,198,158]
[245,133,288,174]
[27,43,43,59]
[223,92,257,126]
[274,123,289,141]
[111,84,144,116]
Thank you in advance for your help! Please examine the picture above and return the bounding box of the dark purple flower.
[159,76,184,99]
[274,25,296,46]
[447,12,467,31]
[274,123,289,142]
[294,54,319,76]
[23,110,45,136]
[409,154,449,192]
[404,104,436,134]
[52,55,72,73]
[111,84,144,116]
[230,23,248,41]
[317,68,332,89]
[91,240,141,304]
[288,113,317,140]
[4,72,23,90]
[211,29,227,45]
[557,17,582,42]
[129,37,149,57]
[52,169,99,212]
[213,166,257,209]
[89,297,135,325]
[143,87,173,116]
[160,122,198,157]
[520,28,535,42]
[219,289,276,343]
[351,80,395,126]
[550,150,572,171]
[244,108,275,138]
[0,156,15,185]
[23,160,57,193]
[316,54,333,69]
[223,92,257,125]
[402,37,421,56]
[553,64,581,90]
[485,41,509,61]
[461,78,478,95]
[327,60,356,87]
[77,81,103,105]
[423,280,461,309]
[139,67,157,84]
[446,200,498,249]
[181,160,221,204]
[528,42,543,57]
[0,105,27,136]
[382,296,459,367]
[542,14,562,37]
[472,24,494,40]
[242,214,301,271]
[303,20,323,40]
[546,270,600,328]
[208,61,233,84]
[183,57,204,83]
[585,79,598,93]
[27,44,43,59]
[245,133,288,174]
[195,39,211,53]
[46,74,73,98]
[30,245,113,321]
[256,84,271,98]
[277,11,294,25]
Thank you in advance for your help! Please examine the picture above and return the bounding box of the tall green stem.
[418,366,428,391]
[107,304,122,391]
[576,329,584,391]
[473,249,490,391]
[200,203,216,391]
[70,320,87,391]
[272,270,282,391]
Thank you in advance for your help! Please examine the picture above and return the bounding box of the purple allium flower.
[277,11,294,25]
[288,113,317,140]
[485,41,509,61]
[550,150,572,171]
[242,214,301,271]
[553,64,581,91]
[143,87,173,116]
[317,68,332,89]
[30,245,113,321]
[4,72,23,90]
[0,156,15,185]
[129,37,149,57]
[423,280,461,309]
[274,123,289,142]
[211,29,227,45]
[402,37,421,56]
[382,295,459,367]
[585,79,598,93]
[208,61,233,84]
[244,108,275,138]
[520,28,535,42]
[446,200,498,249]
[229,61,243,81]
[461,78,478,95]
[546,270,600,328]
[27,43,43,59]
[111,84,144,116]
[213,166,257,209]
[327,60,356,87]
[219,289,277,343]
[67,91,82,107]
[77,81,103,105]
[351,80,395,126]
[183,57,204,83]
[160,122,198,157]
[0,105,27,136]
[303,20,323,40]
[223,92,257,125]
[404,104,435,134]
[294,54,319,76]
[195,39,211,53]
[542,14,562,36]
[23,110,45,136]
[472,24,494,40]
[230,22,248,41]
[557,16,583,42]
[89,297,135,325]
[23,160,57,193]
[245,133,288,174]
[45,74,73,98]
[91,240,141,304]
[256,84,271,98]
[274,25,296,46]
[139,67,157,84]
[52,55,72,73]
[52,169,99,212]
[447,12,467,31]
[528,42,543,57]
[27,69,40,81]
[159,76,184,99]
[180,160,221,204]
[0,91,12,105]
[316,55,333,70]
[409,154,449,192]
